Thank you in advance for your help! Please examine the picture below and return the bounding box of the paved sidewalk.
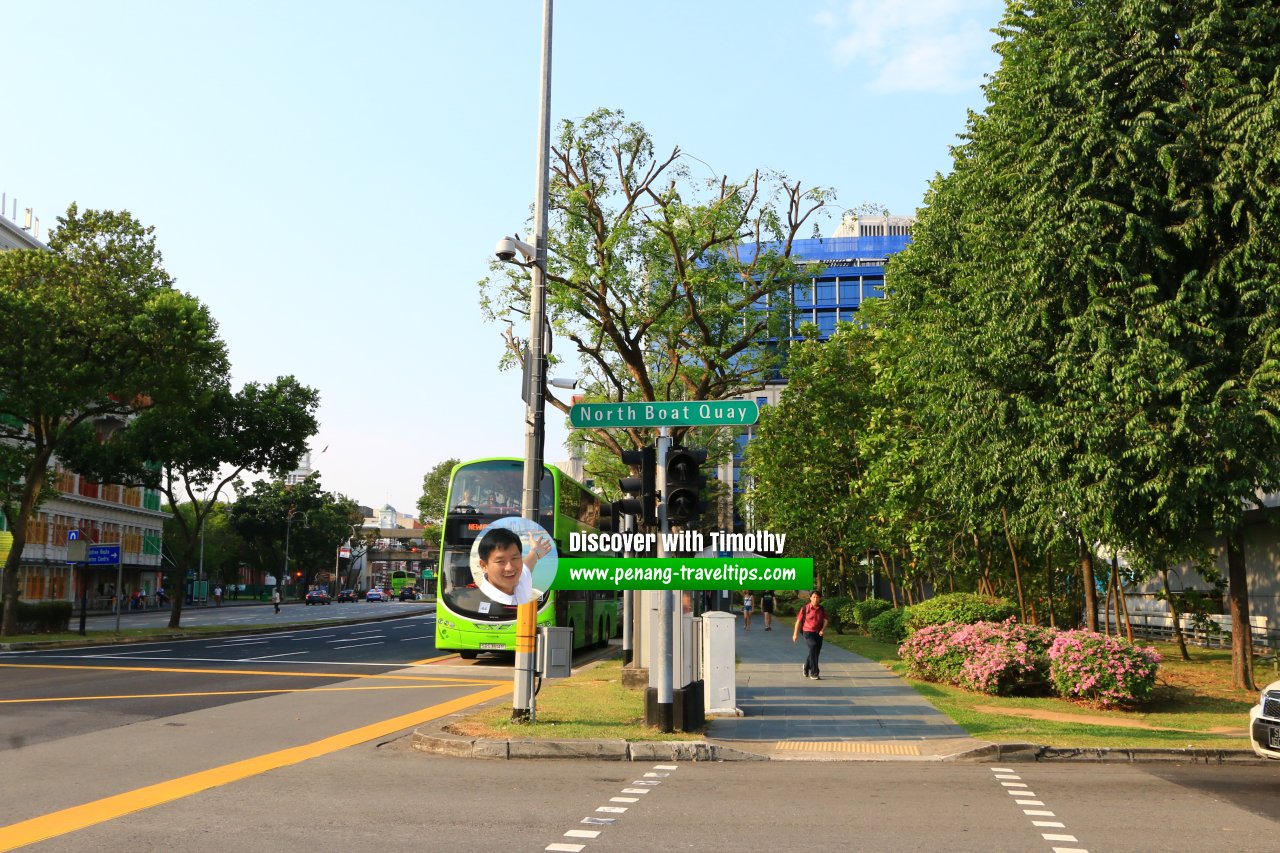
[703,620,987,761]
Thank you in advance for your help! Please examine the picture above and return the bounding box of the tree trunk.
[1102,559,1115,636]
[1045,552,1056,628]
[1078,532,1098,632]
[2,453,53,637]
[1161,566,1190,662]
[878,550,897,608]
[1227,534,1256,691]
[1114,556,1133,643]
[1001,508,1027,622]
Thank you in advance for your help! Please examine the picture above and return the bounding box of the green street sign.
[570,400,759,428]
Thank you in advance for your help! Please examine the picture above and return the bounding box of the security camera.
[495,235,536,264]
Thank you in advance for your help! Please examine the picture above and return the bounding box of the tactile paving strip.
[774,741,921,755]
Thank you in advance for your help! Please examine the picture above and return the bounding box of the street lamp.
[283,508,308,600]
[493,0,554,724]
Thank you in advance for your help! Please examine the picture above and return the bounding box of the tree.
[118,377,320,628]
[417,458,459,524]
[227,475,363,594]
[886,0,1280,686]
[479,108,834,477]
[0,205,227,636]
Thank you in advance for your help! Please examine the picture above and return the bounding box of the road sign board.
[67,529,81,541]
[569,400,759,428]
[88,544,122,566]
[339,545,352,558]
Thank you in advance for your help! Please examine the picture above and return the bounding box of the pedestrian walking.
[761,591,775,630]
[271,587,281,614]
[742,591,754,630]
[213,585,223,607]
[792,590,829,679]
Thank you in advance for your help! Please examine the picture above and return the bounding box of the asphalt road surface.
[2,611,1277,853]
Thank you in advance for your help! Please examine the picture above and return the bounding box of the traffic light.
[598,497,645,534]
[664,445,708,527]
[619,445,657,526]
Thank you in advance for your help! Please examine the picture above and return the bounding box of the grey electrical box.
[537,626,573,679]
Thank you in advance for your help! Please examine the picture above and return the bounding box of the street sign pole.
[655,427,673,733]
[115,552,124,634]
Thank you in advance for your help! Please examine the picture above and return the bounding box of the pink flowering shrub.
[1048,630,1161,707]
[900,620,1054,696]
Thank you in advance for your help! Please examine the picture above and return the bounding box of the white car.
[1248,678,1280,759]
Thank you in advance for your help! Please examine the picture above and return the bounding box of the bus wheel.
[459,650,478,660]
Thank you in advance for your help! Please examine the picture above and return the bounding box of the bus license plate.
[1269,727,1280,748]
[479,643,506,650]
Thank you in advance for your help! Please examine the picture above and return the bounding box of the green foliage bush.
[905,593,1017,632]
[1049,630,1162,707]
[868,607,909,644]
[772,593,804,617]
[900,620,1055,696]
[850,598,894,633]
[0,600,73,634]
[822,595,853,634]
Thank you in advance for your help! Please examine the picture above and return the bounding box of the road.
[1,610,1278,852]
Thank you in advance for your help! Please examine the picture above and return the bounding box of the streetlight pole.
[513,0,554,724]
[283,509,306,601]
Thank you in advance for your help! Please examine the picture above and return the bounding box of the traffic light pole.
[655,428,674,733]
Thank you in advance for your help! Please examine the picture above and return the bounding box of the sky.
[3,0,1005,516]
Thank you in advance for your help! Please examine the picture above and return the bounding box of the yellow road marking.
[0,662,494,685]
[0,683,509,851]
[406,653,455,664]
[0,682,475,704]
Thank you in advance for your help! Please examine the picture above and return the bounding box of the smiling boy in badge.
[476,527,552,606]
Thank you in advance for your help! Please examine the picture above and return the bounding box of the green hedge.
[823,596,853,634]
[868,608,910,644]
[849,598,894,633]
[905,593,1017,632]
[0,600,73,634]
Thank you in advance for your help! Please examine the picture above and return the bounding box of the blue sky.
[3,0,1004,515]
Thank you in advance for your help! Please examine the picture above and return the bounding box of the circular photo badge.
[468,516,558,606]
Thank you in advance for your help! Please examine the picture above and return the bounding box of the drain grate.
[774,741,921,755]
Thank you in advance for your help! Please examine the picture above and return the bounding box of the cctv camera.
[495,235,536,264]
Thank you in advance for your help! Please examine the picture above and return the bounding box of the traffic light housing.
[619,445,657,526]
[664,445,708,527]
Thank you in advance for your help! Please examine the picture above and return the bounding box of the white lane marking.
[580,817,616,826]
[991,767,1014,772]
[330,642,384,650]
[1042,835,1078,843]
[545,845,583,852]
[565,830,600,838]
[399,636,431,642]
[1000,782,1028,788]
[620,789,649,794]
[1007,790,1036,796]
[1033,821,1066,828]
[596,807,627,813]
[245,652,309,660]
[630,780,660,786]
[643,772,668,778]
[994,774,1021,779]
[1023,810,1056,817]
[1052,848,1089,853]
[1014,800,1045,806]
[205,641,269,648]
[654,764,677,770]
[610,797,638,803]
[292,635,335,641]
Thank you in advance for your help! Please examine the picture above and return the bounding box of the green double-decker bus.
[434,458,619,659]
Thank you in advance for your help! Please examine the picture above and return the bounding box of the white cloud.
[816,0,1004,94]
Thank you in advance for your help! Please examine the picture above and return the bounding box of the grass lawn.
[447,658,703,742]
[824,629,1265,750]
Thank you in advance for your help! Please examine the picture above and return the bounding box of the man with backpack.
[792,590,829,680]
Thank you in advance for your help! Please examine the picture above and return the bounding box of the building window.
[794,283,812,306]
[816,280,836,306]
[817,310,837,336]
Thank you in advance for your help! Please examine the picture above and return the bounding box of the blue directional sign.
[67,530,81,541]
[88,544,122,566]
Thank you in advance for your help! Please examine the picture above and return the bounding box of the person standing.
[213,585,223,607]
[742,591,754,630]
[761,591,775,631]
[792,591,829,679]
[271,587,281,614]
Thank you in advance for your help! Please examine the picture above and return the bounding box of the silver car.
[1248,678,1280,759]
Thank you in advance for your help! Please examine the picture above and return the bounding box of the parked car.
[335,589,356,603]
[1249,678,1280,759]
[365,589,386,602]
[399,587,419,602]
[304,589,331,606]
